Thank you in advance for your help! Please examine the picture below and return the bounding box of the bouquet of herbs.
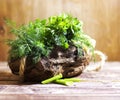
[6,14,96,82]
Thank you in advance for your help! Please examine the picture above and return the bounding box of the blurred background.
[0,0,119,61]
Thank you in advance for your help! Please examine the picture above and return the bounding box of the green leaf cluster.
[6,13,95,63]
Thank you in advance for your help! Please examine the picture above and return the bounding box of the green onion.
[63,78,80,82]
[54,79,73,86]
[41,73,63,84]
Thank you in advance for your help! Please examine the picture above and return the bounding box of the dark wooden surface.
[0,62,120,100]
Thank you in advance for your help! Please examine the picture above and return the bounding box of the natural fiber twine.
[19,57,26,81]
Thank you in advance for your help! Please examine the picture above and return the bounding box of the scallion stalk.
[41,73,63,84]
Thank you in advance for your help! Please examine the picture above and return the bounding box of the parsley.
[6,13,95,63]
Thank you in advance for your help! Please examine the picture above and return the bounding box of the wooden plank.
[0,62,19,81]
[0,62,120,99]
[0,94,119,100]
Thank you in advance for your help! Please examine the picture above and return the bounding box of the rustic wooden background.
[0,0,120,61]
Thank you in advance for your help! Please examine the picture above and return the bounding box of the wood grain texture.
[0,0,120,61]
[0,62,120,100]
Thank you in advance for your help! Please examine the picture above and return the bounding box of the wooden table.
[0,62,120,100]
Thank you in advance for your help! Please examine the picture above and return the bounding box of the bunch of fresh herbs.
[6,13,95,63]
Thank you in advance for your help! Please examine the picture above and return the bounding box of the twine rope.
[19,57,26,77]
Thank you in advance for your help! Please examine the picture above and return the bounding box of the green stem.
[63,78,80,82]
[54,79,73,86]
[41,73,63,84]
